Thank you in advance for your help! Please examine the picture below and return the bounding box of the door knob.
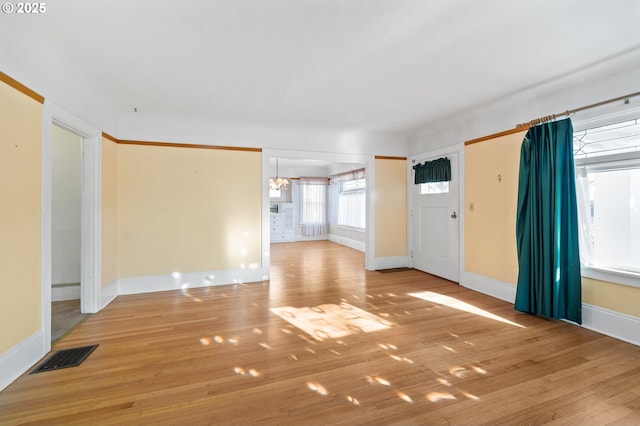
[451,211,457,219]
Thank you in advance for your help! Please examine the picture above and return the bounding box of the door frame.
[262,149,375,272]
[42,101,102,349]
[407,143,465,282]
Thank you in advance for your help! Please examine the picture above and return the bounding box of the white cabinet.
[270,203,295,242]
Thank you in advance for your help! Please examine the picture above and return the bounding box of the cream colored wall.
[464,131,526,284]
[117,144,262,278]
[101,137,118,288]
[465,130,640,317]
[0,81,42,354]
[583,278,640,318]
[374,158,407,258]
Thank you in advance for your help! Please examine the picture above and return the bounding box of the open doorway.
[42,101,102,350]
[50,125,89,342]
[262,150,375,275]
[268,157,367,247]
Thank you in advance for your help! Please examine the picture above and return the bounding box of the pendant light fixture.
[270,158,289,190]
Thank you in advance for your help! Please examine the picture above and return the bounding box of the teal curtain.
[515,118,582,324]
[413,157,451,184]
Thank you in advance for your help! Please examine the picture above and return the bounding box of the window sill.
[581,265,640,289]
[336,225,366,233]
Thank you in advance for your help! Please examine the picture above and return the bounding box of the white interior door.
[410,152,459,282]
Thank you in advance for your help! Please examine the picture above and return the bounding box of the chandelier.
[269,158,289,190]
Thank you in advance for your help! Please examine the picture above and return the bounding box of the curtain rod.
[515,91,640,129]
[466,91,640,145]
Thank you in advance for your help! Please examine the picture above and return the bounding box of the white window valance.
[329,168,365,183]
[299,177,329,185]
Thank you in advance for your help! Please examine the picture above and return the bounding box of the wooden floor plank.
[0,241,639,425]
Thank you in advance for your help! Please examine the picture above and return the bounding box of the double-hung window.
[338,178,366,230]
[574,111,640,287]
[300,177,328,236]
[329,168,366,230]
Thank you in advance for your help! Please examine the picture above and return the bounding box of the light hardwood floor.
[1,241,639,425]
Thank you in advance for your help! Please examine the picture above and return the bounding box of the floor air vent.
[31,344,99,374]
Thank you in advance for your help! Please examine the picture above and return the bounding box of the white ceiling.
[2,0,640,136]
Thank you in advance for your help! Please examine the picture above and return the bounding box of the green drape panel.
[515,118,582,324]
[413,157,451,184]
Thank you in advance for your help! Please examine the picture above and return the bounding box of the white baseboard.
[462,271,639,347]
[373,256,409,270]
[582,303,640,346]
[101,279,119,310]
[0,330,45,391]
[294,234,328,242]
[328,234,365,252]
[118,268,269,295]
[51,284,80,301]
[460,271,517,303]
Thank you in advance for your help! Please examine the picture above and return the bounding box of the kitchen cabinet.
[270,203,295,242]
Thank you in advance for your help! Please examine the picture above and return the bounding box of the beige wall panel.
[375,158,407,258]
[117,145,262,278]
[464,130,527,285]
[0,82,42,353]
[583,278,640,318]
[101,137,118,287]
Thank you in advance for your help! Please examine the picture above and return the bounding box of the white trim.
[328,234,366,252]
[80,134,102,313]
[295,234,329,242]
[41,102,53,351]
[335,225,366,232]
[574,150,640,167]
[365,156,375,270]
[117,268,269,295]
[43,102,103,353]
[582,303,640,347]
[372,256,410,270]
[0,331,44,391]
[101,280,119,310]
[261,152,273,280]
[458,145,466,286]
[581,266,640,289]
[460,271,517,303]
[52,284,81,301]
[572,103,640,133]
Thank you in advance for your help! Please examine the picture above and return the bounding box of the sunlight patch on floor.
[346,395,360,406]
[426,391,457,402]
[365,375,391,386]
[307,381,328,396]
[270,303,394,341]
[408,291,525,328]
[396,391,413,403]
[234,367,261,378]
